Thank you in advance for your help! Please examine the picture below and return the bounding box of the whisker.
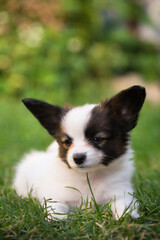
[103,154,114,159]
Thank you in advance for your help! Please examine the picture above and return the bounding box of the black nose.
[73,153,86,165]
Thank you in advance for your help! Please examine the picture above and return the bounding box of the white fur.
[13,104,139,220]
[13,143,138,220]
[62,104,96,139]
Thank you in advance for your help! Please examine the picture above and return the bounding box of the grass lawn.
[0,98,160,239]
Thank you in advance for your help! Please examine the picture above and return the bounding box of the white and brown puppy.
[13,86,146,220]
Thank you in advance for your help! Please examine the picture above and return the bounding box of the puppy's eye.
[63,139,72,147]
[92,136,103,144]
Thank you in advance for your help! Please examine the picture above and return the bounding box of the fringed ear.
[22,98,66,137]
[100,98,108,109]
[102,86,146,131]
[64,103,72,111]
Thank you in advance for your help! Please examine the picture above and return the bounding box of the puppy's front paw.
[111,200,126,220]
[45,201,71,220]
[111,199,139,220]
[131,209,140,219]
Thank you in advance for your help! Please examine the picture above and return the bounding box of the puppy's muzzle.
[73,153,86,165]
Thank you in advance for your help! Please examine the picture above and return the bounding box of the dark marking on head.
[85,105,128,165]
[85,85,146,165]
[56,132,73,168]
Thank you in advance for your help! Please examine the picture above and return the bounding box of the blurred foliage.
[0,0,159,104]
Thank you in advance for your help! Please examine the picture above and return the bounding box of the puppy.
[13,86,146,220]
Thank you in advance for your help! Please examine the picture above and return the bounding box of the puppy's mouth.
[70,161,100,171]
[77,165,87,169]
[67,151,104,170]
[70,164,88,170]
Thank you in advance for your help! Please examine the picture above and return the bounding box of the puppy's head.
[22,85,146,171]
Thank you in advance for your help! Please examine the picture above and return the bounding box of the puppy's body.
[13,86,146,220]
[13,142,135,219]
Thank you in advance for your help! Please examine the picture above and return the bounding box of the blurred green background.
[0,0,160,105]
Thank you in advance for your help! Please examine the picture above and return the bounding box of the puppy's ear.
[22,98,66,137]
[102,86,146,131]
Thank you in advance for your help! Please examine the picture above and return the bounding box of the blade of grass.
[86,173,102,220]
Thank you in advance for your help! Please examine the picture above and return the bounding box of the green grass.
[0,99,160,239]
